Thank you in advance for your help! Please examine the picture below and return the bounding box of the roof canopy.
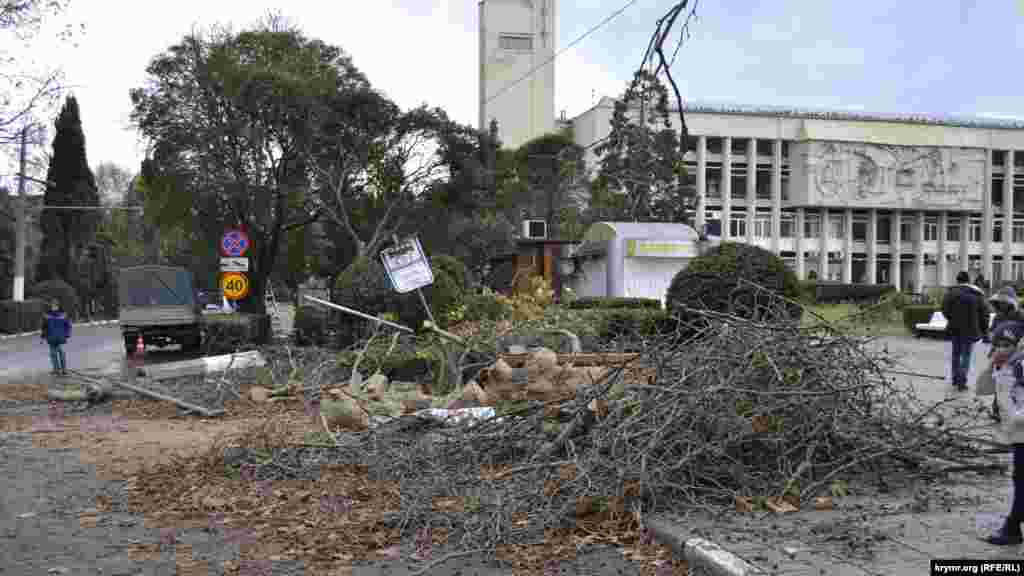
[581,222,700,243]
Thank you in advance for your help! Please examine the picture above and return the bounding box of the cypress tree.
[37,95,100,284]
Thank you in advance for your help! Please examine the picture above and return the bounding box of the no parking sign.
[220,229,251,258]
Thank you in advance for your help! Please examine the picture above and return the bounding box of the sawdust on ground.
[9,381,687,575]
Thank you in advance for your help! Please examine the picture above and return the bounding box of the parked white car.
[914,311,997,339]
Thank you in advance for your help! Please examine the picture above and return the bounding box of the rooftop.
[580,96,1024,131]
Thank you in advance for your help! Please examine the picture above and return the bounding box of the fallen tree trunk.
[113,379,225,417]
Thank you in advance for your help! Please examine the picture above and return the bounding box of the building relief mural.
[799,142,985,209]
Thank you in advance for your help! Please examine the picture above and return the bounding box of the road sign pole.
[416,287,437,329]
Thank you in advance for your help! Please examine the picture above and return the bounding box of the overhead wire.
[483,0,643,107]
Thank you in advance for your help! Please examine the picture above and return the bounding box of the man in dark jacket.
[40,299,71,376]
[942,271,991,391]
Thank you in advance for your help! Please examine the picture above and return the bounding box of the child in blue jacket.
[985,323,1024,545]
[40,300,71,376]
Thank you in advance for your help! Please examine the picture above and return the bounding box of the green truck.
[118,265,203,354]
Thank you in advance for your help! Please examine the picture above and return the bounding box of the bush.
[202,313,267,353]
[567,297,662,310]
[0,299,48,334]
[902,305,940,333]
[333,254,470,335]
[810,283,896,304]
[591,308,673,346]
[293,305,330,347]
[665,242,801,323]
[797,280,817,304]
[29,279,78,319]
[461,291,513,322]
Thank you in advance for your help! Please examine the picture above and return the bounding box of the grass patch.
[801,303,909,337]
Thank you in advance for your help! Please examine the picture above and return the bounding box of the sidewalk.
[0,318,119,340]
[655,472,1023,576]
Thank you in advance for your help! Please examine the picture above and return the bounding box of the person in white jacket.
[985,328,1024,546]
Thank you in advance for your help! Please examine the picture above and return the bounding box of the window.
[499,34,533,51]
[852,218,867,242]
[1014,261,1024,282]
[1014,219,1024,242]
[900,217,913,242]
[994,218,1003,243]
[754,214,772,238]
[924,217,938,241]
[877,217,891,243]
[730,213,747,238]
[970,217,982,242]
[947,218,961,242]
[804,213,821,238]
[829,214,844,240]
[780,213,795,238]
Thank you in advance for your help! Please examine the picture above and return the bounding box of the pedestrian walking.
[983,327,1024,545]
[941,271,991,391]
[40,299,71,376]
[975,272,990,295]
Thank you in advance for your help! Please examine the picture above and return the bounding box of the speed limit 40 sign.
[221,272,250,301]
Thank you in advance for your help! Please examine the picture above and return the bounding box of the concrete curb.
[646,516,766,576]
[0,319,119,341]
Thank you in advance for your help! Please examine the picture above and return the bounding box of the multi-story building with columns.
[569,98,1024,292]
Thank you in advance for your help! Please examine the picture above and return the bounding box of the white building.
[569,98,1024,292]
[478,0,556,150]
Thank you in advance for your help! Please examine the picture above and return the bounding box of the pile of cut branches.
[326,285,1001,555]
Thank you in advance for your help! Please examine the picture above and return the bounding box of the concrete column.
[795,208,806,279]
[771,139,782,254]
[819,208,829,280]
[746,138,756,245]
[891,210,902,291]
[938,211,948,287]
[1004,150,1014,282]
[867,209,878,284]
[842,208,853,283]
[921,210,929,291]
[721,137,732,240]
[959,212,970,279]
[695,135,707,234]
[983,149,994,280]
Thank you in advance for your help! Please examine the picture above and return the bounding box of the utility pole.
[13,126,27,301]
[548,154,558,240]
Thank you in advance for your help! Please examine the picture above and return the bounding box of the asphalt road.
[0,324,125,383]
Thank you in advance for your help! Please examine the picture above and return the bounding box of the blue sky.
[3,0,1022,186]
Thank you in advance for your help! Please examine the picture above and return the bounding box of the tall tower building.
[478,0,556,150]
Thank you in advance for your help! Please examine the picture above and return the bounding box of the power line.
[483,0,642,107]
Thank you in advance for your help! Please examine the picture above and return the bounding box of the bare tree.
[0,0,80,147]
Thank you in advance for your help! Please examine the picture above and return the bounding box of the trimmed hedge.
[0,299,48,334]
[665,242,802,323]
[29,279,78,319]
[202,313,268,353]
[810,283,896,304]
[902,305,940,334]
[567,297,662,310]
[592,309,673,342]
